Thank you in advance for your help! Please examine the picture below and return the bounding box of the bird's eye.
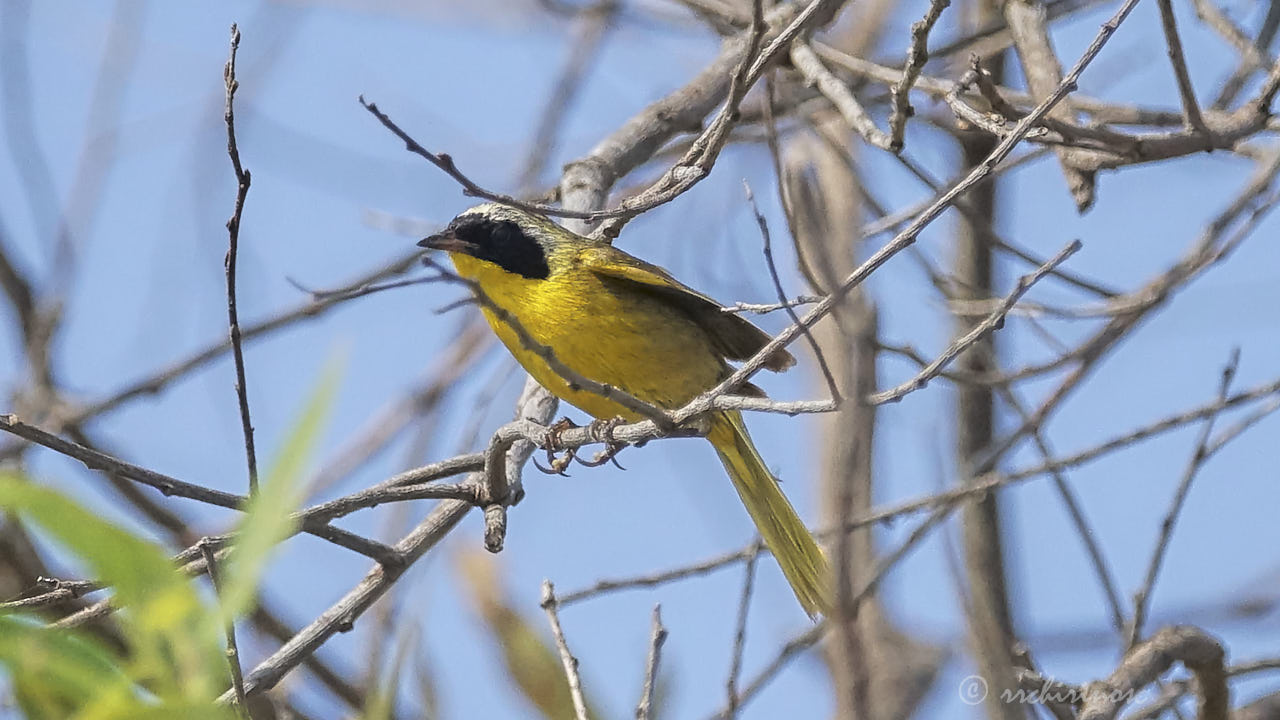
[454,217,549,280]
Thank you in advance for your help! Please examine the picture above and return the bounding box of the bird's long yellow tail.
[708,412,830,617]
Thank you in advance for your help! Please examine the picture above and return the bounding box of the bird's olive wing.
[580,247,796,372]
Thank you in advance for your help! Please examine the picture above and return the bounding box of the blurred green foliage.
[0,474,235,719]
[0,359,340,718]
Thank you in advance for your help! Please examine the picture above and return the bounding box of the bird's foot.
[544,416,580,451]
[588,416,627,443]
[578,416,628,469]
[537,416,580,476]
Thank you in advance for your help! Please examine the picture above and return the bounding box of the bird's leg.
[576,416,628,469]
[536,416,580,476]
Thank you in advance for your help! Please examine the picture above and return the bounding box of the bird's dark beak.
[418,232,476,255]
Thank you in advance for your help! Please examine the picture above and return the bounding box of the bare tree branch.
[201,540,250,719]
[222,23,259,498]
[1079,626,1227,720]
[541,581,590,720]
[1129,350,1240,648]
[635,604,666,720]
[888,0,951,151]
[1155,0,1207,133]
[722,547,758,719]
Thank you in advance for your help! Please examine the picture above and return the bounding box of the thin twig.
[560,540,763,605]
[1192,0,1270,107]
[202,539,249,718]
[222,24,258,496]
[996,382,1126,635]
[758,70,850,411]
[720,296,823,314]
[360,98,606,221]
[589,0,768,238]
[635,604,667,720]
[541,581,590,720]
[1003,0,1096,209]
[0,578,102,611]
[742,180,841,403]
[0,414,401,565]
[286,273,446,303]
[1002,371,1280,477]
[888,0,952,151]
[1203,396,1280,456]
[1128,350,1240,648]
[723,547,759,718]
[715,624,825,719]
[0,231,41,358]
[364,0,783,231]
[173,456,488,567]
[938,41,1280,181]
[867,239,1080,405]
[789,42,892,149]
[1155,0,1207,133]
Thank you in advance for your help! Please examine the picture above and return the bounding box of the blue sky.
[2,1,1279,718]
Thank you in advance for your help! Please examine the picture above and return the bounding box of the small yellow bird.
[420,203,829,616]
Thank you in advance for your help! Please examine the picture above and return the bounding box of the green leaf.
[0,615,240,720]
[219,354,343,620]
[0,473,226,706]
[0,474,188,614]
[0,614,130,720]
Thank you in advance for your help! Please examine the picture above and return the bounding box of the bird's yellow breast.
[449,251,728,422]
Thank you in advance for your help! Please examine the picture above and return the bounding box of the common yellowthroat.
[420,203,829,616]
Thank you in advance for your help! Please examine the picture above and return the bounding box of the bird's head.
[419,203,568,280]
